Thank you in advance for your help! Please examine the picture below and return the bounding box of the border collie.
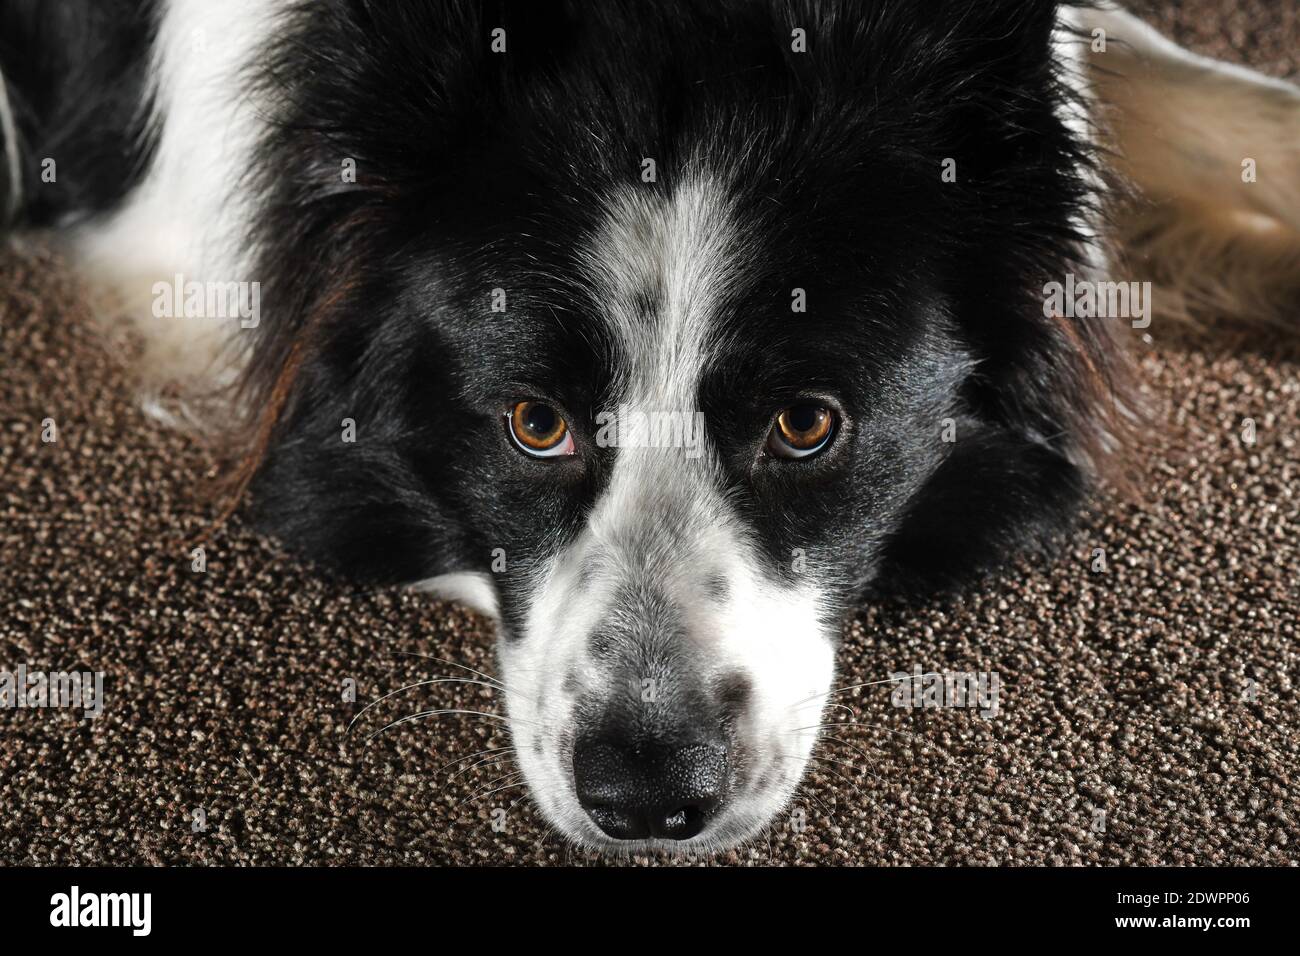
[3,0,1297,854]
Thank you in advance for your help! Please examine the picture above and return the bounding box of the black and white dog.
[3,0,1297,853]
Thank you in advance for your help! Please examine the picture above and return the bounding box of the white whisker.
[448,750,518,782]
[451,775,528,815]
[787,673,948,712]
[348,678,528,733]
[366,708,540,743]
[434,745,512,777]
[395,652,507,687]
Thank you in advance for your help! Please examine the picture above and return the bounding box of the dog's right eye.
[507,401,576,458]
[767,404,836,459]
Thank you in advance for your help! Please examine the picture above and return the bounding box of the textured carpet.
[2,0,1297,866]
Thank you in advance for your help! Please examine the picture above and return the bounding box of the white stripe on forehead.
[572,175,745,582]
[580,176,740,407]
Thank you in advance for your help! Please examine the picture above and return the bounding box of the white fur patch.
[67,0,286,391]
[411,572,500,620]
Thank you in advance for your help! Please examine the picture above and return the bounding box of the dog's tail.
[1076,2,1300,333]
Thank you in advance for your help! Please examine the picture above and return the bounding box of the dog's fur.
[3,0,1297,854]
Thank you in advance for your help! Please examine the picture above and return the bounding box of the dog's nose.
[573,740,729,841]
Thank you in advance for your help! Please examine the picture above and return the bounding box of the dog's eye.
[507,401,575,458]
[767,404,836,459]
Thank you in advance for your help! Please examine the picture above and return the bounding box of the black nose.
[573,740,729,841]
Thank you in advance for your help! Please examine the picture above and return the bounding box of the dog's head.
[244,0,1116,852]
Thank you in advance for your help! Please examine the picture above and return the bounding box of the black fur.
[238,0,1119,622]
[0,0,159,227]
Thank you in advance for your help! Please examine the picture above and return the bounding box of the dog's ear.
[226,1,584,583]
[877,416,1090,595]
[808,0,1133,593]
[238,277,477,586]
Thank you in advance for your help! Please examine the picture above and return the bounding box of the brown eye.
[768,404,836,459]
[508,401,575,458]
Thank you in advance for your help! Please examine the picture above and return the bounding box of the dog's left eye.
[767,404,836,459]
[507,401,576,458]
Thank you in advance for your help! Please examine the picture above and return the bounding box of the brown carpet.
[2,0,1297,866]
